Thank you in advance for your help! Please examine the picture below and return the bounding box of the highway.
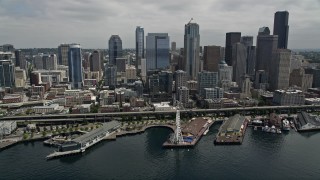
[1,105,319,122]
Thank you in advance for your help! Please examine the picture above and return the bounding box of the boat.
[290,121,295,128]
[262,125,270,132]
[254,126,258,131]
[270,126,276,133]
[203,128,209,135]
[276,129,282,134]
[282,119,290,131]
[252,119,263,125]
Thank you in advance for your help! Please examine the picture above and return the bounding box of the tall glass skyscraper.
[146,33,169,70]
[135,26,144,70]
[0,60,15,88]
[108,35,122,65]
[68,44,83,89]
[184,22,200,80]
[273,11,289,49]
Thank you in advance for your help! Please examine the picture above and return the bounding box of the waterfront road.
[1,105,320,122]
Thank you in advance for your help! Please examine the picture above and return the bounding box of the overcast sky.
[0,0,319,49]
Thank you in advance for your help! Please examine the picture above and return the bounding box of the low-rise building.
[100,105,120,113]
[153,102,175,111]
[305,98,320,105]
[0,121,17,136]
[2,94,23,104]
[71,104,91,114]
[33,104,62,114]
[273,89,305,106]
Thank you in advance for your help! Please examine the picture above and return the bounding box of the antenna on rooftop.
[188,18,193,24]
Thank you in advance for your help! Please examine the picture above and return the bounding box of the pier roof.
[73,121,120,145]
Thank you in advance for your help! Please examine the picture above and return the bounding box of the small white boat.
[262,125,270,132]
[270,126,276,133]
[282,119,290,131]
[203,128,209,135]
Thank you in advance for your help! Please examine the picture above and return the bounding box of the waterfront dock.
[46,121,121,160]
[163,117,214,148]
[0,140,18,150]
[214,114,248,145]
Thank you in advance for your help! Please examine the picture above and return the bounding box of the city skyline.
[0,0,319,49]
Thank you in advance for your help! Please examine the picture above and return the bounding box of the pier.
[46,121,121,160]
[163,117,214,148]
[214,114,248,145]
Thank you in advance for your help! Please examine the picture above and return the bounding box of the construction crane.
[188,18,193,24]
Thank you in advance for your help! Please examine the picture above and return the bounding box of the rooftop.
[73,121,120,144]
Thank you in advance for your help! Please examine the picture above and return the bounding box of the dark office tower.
[68,44,83,89]
[146,33,170,70]
[83,52,91,71]
[171,42,177,52]
[225,32,241,66]
[0,60,15,88]
[203,46,221,72]
[269,49,291,91]
[159,71,173,95]
[135,26,144,70]
[14,50,26,69]
[240,36,256,77]
[90,50,101,72]
[58,44,70,66]
[232,43,247,86]
[104,65,117,87]
[108,35,122,65]
[273,11,289,49]
[256,27,278,74]
[184,21,200,80]
[246,46,256,77]
[116,58,126,72]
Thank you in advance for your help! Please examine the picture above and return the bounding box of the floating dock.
[163,117,214,148]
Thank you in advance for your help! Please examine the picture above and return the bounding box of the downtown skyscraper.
[135,26,144,70]
[0,60,15,88]
[256,27,278,74]
[68,44,83,89]
[273,11,289,49]
[225,32,241,66]
[108,35,122,65]
[146,33,170,70]
[184,21,200,80]
[58,44,70,66]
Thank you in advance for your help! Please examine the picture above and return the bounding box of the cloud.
[0,0,319,49]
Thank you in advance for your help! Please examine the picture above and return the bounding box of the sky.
[0,0,319,49]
